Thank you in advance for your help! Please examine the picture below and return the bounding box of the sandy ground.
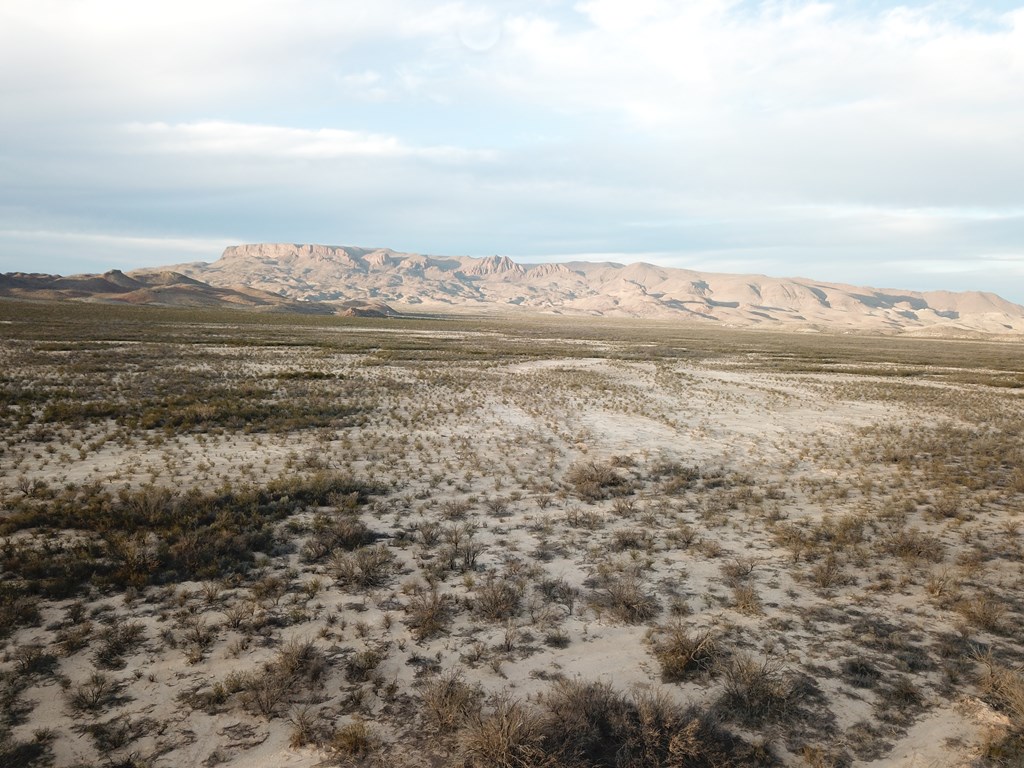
[2,334,1022,767]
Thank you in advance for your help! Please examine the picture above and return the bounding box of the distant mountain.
[0,269,343,314]
[147,243,1024,336]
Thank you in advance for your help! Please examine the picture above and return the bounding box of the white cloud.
[2,1,1024,299]
[0,229,233,253]
[122,121,492,162]
[0,229,239,272]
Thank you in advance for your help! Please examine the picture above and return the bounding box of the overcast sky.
[2,1,1023,300]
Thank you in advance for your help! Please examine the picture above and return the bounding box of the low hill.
[0,269,341,315]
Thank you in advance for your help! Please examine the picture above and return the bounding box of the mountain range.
[5,242,1023,336]
[153,243,1024,336]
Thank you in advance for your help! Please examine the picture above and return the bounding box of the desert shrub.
[1,671,32,728]
[544,629,570,648]
[94,619,147,670]
[331,545,396,589]
[439,522,484,573]
[180,617,217,664]
[697,539,724,558]
[809,555,854,590]
[981,731,1024,767]
[405,588,453,641]
[66,672,129,714]
[731,584,762,614]
[882,527,944,563]
[0,587,41,639]
[0,725,54,768]
[420,669,483,734]
[664,523,698,549]
[650,460,701,493]
[459,695,546,768]
[611,528,653,552]
[222,600,256,630]
[979,659,1024,722]
[977,657,1024,766]
[302,514,376,562]
[11,645,58,678]
[566,684,744,767]
[589,576,660,624]
[265,471,378,506]
[650,625,718,682]
[239,671,293,719]
[275,637,328,686]
[611,498,637,517]
[105,532,159,587]
[235,638,328,719]
[330,719,380,759]
[54,618,92,655]
[484,679,753,768]
[474,578,522,622]
[287,705,331,748]
[957,593,1008,634]
[75,714,154,752]
[485,497,510,516]
[565,460,634,501]
[564,506,605,530]
[1,472,380,593]
[720,557,757,585]
[417,521,442,547]
[840,657,881,689]
[345,645,388,683]
[542,679,630,761]
[927,488,963,520]
[441,499,471,520]
[536,577,580,615]
[717,653,795,725]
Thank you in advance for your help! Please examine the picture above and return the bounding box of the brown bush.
[589,576,660,624]
[565,461,634,501]
[650,625,718,682]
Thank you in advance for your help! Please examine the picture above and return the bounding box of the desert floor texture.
[2,301,1023,767]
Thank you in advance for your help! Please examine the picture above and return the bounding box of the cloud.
[122,121,492,162]
[0,229,238,273]
[1,1,1023,299]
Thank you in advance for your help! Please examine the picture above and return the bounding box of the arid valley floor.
[2,301,1023,767]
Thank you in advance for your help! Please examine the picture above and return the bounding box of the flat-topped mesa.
[221,243,371,266]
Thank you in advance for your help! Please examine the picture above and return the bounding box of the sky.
[2,1,1023,301]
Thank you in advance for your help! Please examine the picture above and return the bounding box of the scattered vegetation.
[2,300,1023,767]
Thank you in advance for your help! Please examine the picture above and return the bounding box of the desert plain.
[2,300,1023,767]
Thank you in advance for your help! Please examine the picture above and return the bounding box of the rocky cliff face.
[153,243,1024,335]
